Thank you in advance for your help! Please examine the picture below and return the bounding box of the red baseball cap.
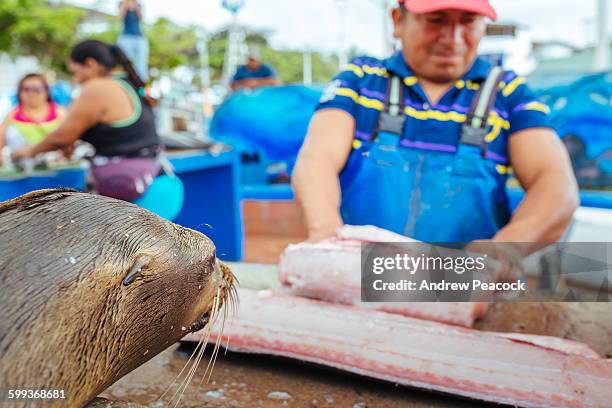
[399,0,497,21]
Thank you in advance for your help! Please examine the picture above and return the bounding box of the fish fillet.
[185,289,612,408]
[279,225,489,326]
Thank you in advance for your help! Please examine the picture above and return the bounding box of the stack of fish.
[186,225,612,407]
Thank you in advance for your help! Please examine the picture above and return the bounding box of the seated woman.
[12,40,164,202]
[0,74,66,153]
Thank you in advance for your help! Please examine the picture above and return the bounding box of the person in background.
[118,0,149,81]
[292,0,578,263]
[0,74,66,157]
[231,48,281,91]
[12,40,161,201]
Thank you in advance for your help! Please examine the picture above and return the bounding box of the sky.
[72,0,610,57]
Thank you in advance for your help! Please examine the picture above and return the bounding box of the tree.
[207,27,338,84]
[89,17,201,73]
[0,2,338,85]
[146,18,199,71]
[0,0,85,73]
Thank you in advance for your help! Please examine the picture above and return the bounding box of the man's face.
[247,57,261,70]
[392,8,486,83]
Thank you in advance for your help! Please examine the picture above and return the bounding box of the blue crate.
[0,166,87,201]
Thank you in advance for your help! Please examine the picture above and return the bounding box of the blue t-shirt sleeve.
[315,57,365,118]
[500,71,554,136]
[231,66,246,83]
[260,64,276,78]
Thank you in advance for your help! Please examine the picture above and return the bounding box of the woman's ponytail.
[109,45,144,86]
[108,44,157,107]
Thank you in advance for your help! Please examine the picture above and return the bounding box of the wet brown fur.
[0,190,235,407]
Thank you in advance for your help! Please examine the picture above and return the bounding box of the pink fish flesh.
[279,225,489,327]
[185,289,611,408]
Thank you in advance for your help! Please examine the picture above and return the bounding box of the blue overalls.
[339,67,511,242]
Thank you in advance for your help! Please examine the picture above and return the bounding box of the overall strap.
[459,66,505,152]
[374,74,405,138]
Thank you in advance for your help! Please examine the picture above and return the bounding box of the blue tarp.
[210,85,323,168]
[535,73,612,188]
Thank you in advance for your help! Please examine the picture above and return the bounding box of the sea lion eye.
[123,256,151,286]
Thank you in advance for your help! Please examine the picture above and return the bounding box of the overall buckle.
[459,124,488,156]
[378,112,405,136]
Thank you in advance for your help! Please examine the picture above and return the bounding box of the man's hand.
[307,223,342,243]
[466,240,526,284]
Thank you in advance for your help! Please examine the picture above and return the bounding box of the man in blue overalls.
[293,0,578,248]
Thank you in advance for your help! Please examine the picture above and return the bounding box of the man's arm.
[494,128,579,245]
[252,76,281,87]
[231,76,281,90]
[230,79,252,91]
[292,109,355,241]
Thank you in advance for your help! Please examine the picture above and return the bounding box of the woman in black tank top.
[12,40,163,201]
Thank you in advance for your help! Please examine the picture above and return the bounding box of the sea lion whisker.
[165,290,222,405]
[160,337,205,402]
[224,313,236,355]
[208,299,227,367]
[199,288,224,385]
[159,340,206,401]
[195,288,222,386]
[208,289,228,375]
[231,284,240,318]
[220,297,234,355]
[172,344,204,408]
[201,323,223,385]
[222,284,239,354]
[172,311,213,408]
[205,307,226,384]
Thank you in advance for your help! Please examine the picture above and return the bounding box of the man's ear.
[391,8,405,39]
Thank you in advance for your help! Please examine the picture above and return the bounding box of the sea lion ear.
[123,255,151,286]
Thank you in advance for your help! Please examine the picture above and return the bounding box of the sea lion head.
[0,189,236,407]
